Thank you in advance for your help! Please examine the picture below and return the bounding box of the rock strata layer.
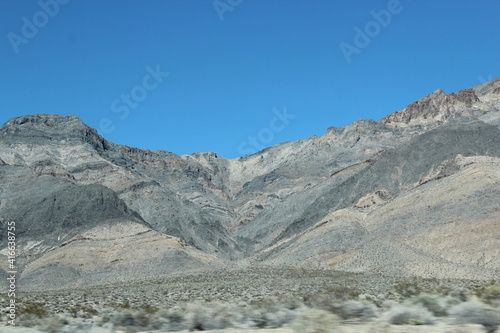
[1,77,499,290]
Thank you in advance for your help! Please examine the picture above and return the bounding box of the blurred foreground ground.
[0,322,486,333]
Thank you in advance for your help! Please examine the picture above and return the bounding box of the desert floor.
[0,323,487,333]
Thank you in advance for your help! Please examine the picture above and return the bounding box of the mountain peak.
[379,76,500,128]
[0,114,111,152]
[1,113,88,133]
[380,86,483,127]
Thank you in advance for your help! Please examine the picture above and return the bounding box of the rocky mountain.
[1,77,499,290]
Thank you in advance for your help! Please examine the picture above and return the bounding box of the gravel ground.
[2,268,498,333]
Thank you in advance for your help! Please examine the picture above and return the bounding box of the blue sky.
[1,0,499,158]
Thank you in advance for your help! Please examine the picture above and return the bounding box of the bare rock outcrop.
[1,77,500,289]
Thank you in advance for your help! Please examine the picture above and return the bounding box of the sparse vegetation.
[478,286,500,306]
[403,293,447,316]
[20,302,49,318]
[6,268,499,332]
[291,308,340,333]
[449,301,500,333]
[384,304,436,325]
[68,304,98,318]
[335,300,378,320]
[393,280,423,298]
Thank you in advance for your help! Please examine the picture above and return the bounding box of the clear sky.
[1,0,499,158]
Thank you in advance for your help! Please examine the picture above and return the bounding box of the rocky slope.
[0,77,499,290]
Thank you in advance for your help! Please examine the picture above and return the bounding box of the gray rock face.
[1,77,499,289]
[380,77,500,127]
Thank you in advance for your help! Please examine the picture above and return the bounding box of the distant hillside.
[1,77,499,290]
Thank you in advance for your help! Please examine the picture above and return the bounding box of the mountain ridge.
[1,77,499,290]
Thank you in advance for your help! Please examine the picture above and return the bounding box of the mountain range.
[1,77,499,290]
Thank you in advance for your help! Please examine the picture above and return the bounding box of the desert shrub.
[97,310,113,325]
[59,321,97,333]
[37,316,69,333]
[335,300,378,320]
[208,303,240,329]
[450,288,470,302]
[404,294,447,316]
[440,296,463,311]
[479,286,500,306]
[134,310,152,327]
[243,305,296,329]
[115,299,131,309]
[21,302,48,318]
[359,293,390,308]
[166,307,187,331]
[305,294,340,313]
[17,315,49,328]
[111,310,135,327]
[111,309,136,327]
[384,304,435,325]
[291,308,340,333]
[17,303,53,329]
[434,285,454,296]
[327,285,361,300]
[185,301,238,330]
[394,281,422,298]
[98,308,157,332]
[309,295,377,321]
[142,304,158,314]
[155,306,186,331]
[245,307,268,328]
[449,301,500,333]
[239,298,297,328]
[68,304,98,318]
[281,295,303,310]
[265,309,297,328]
